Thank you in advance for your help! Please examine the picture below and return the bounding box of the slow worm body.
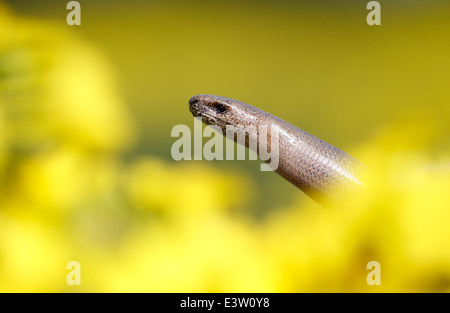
[189,94,365,202]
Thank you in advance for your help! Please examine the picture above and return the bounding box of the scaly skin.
[189,94,365,203]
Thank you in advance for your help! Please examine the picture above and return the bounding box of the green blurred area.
[1,0,449,292]
[7,0,450,209]
[10,0,450,142]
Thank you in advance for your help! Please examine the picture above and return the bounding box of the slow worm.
[189,94,365,203]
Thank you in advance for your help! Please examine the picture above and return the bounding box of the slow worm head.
[189,94,365,203]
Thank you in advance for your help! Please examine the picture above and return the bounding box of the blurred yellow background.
[0,0,449,292]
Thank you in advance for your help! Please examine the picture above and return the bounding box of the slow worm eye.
[214,103,227,113]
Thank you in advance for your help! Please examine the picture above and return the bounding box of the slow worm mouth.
[194,112,229,127]
[198,112,219,122]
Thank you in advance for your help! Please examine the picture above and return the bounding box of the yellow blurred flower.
[0,2,449,293]
[125,158,254,219]
[262,120,450,292]
[0,4,134,152]
[0,210,69,292]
